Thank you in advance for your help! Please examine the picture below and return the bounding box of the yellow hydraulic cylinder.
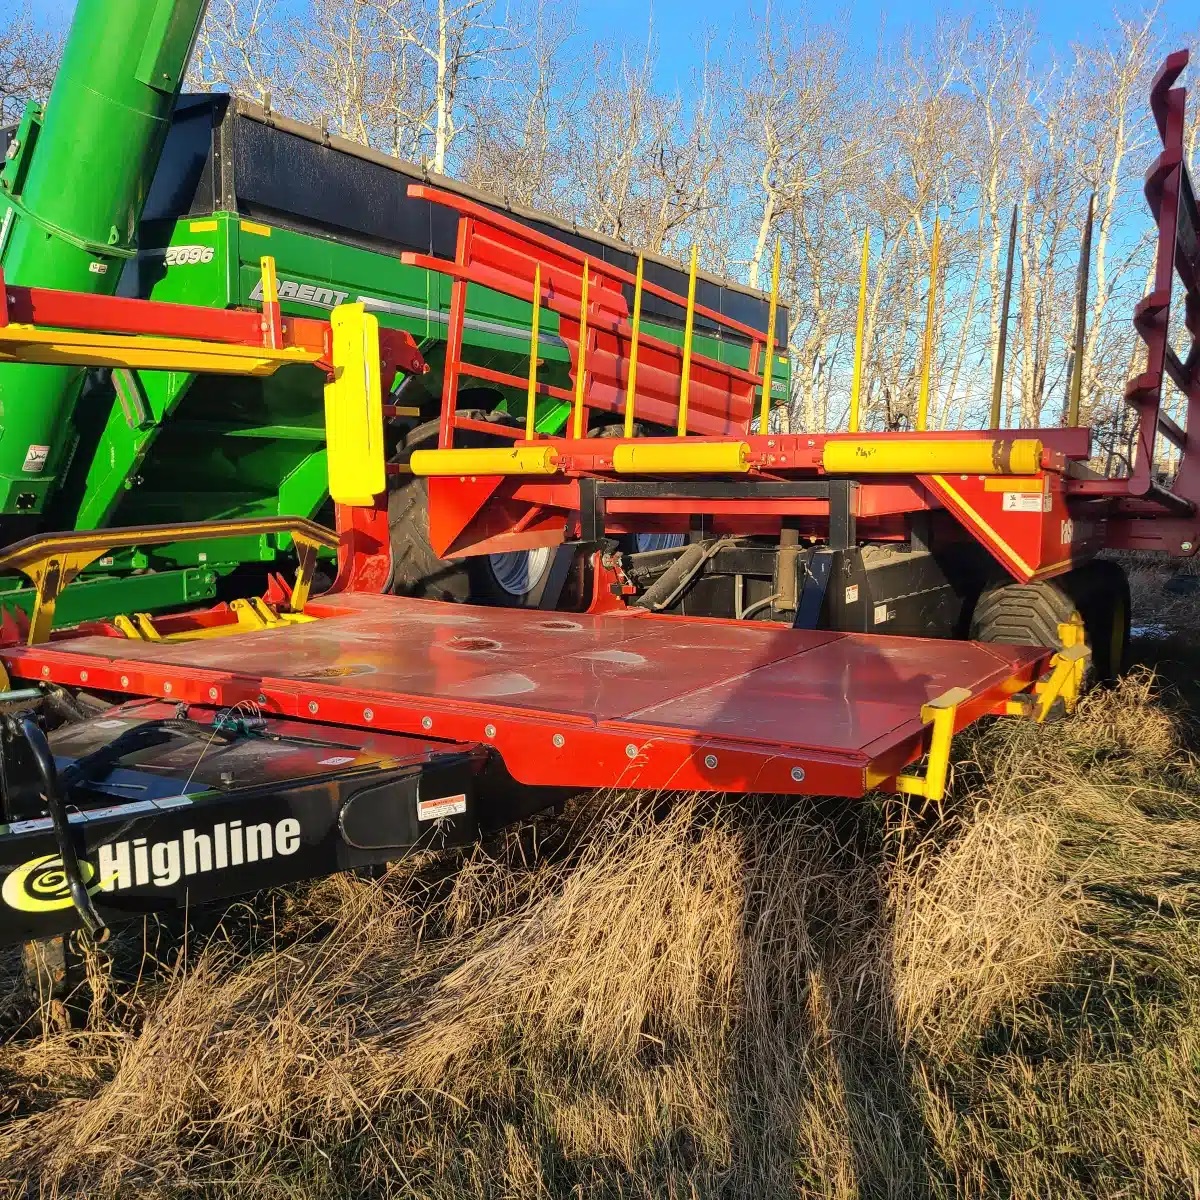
[613,440,750,475]
[822,437,1044,476]
[409,446,560,477]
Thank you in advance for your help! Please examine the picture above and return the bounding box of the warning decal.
[417,794,468,821]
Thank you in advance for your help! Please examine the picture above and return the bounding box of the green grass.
[2,569,1200,1198]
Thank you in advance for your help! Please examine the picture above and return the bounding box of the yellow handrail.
[624,255,645,438]
[916,214,941,432]
[571,257,590,439]
[849,228,870,433]
[677,244,699,436]
[526,263,542,440]
[758,240,781,435]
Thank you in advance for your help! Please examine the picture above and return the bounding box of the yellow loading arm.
[0,518,338,644]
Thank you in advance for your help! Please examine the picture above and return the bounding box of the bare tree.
[161,0,1200,445]
[0,2,62,124]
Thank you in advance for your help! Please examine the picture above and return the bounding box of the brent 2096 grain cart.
[0,51,1194,961]
[0,0,788,629]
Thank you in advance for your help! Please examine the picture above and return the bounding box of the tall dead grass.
[3,677,1200,1198]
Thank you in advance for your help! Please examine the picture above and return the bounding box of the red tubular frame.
[0,271,428,380]
[401,185,769,446]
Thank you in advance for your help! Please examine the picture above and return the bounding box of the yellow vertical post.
[624,255,645,437]
[1066,192,1096,428]
[990,204,1018,428]
[916,215,941,432]
[571,257,590,439]
[848,228,870,433]
[525,264,542,440]
[259,255,281,348]
[757,240,782,434]
[677,243,699,436]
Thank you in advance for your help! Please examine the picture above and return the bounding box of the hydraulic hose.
[17,716,105,936]
[634,538,735,612]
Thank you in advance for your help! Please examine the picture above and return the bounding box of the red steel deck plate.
[5,595,1048,798]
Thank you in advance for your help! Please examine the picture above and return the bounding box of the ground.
[1,558,1200,1199]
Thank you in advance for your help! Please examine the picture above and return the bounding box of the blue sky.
[41,0,1200,69]
[585,0,1198,89]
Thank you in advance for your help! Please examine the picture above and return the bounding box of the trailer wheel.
[970,560,1130,684]
[388,415,553,606]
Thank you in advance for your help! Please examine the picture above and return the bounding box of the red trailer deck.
[2,591,1055,800]
[0,51,1188,950]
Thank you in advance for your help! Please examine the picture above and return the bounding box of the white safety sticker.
[1002,492,1043,512]
[844,585,860,604]
[74,800,158,823]
[88,261,108,275]
[153,794,195,810]
[417,794,468,821]
[22,444,49,473]
[873,603,890,625]
[319,756,355,767]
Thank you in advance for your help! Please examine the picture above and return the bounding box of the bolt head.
[552,733,565,748]
[163,682,172,695]
[308,701,319,714]
[363,707,374,722]
[485,723,497,738]
[704,754,718,769]
[209,687,218,700]
[422,716,433,730]
[257,693,268,705]
[791,766,806,783]
[80,671,88,683]
[1183,541,1194,552]
[625,743,638,759]
[120,675,129,688]
[41,666,49,678]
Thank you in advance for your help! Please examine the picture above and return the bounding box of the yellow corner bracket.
[1032,618,1090,722]
[325,303,385,506]
[115,597,315,643]
[894,685,973,803]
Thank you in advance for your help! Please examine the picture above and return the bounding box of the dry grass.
[3,577,1200,1197]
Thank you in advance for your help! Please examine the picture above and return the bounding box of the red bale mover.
[0,52,1195,953]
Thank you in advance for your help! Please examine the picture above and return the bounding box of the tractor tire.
[388,415,555,606]
[969,560,1130,684]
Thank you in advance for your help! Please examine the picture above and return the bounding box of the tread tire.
[388,419,473,602]
[970,560,1131,684]
[388,414,554,605]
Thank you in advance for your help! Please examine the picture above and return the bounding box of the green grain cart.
[0,0,790,624]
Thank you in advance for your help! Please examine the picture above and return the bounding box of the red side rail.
[401,185,772,444]
[0,274,329,352]
[0,273,427,380]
